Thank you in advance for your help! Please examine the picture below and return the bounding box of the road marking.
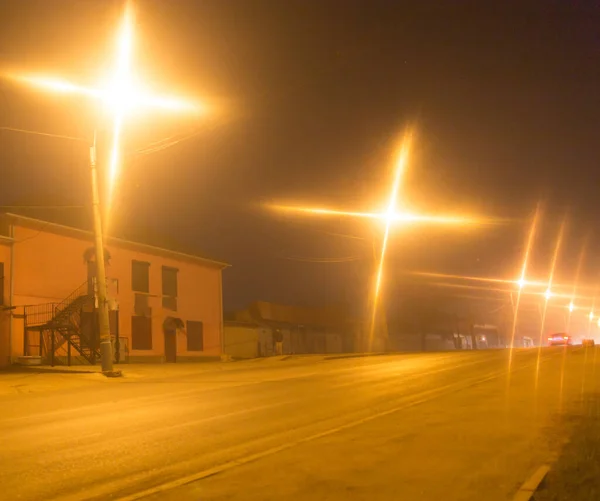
[512,464,550,501]
[113,366,529,501]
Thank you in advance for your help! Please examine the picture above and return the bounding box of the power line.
[0,205,85,208]
[0,126,87,143]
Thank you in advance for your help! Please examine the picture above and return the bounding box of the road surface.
[1,348,598,501]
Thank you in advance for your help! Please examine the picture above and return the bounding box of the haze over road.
[1,348,598,501]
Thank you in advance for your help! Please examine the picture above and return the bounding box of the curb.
[1,366,99,375]
[512,465,550,501]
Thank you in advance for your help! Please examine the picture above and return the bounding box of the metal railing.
[24,302,57,327]
[54,280,90,317]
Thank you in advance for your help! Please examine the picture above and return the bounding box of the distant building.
[0,213,228,366]
[224,301,387,357]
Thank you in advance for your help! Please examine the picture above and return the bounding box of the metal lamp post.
[89,131,115,374]
[8,3,202,374]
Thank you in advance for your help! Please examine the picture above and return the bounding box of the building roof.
[0,212,230,270]
[236,300,357,329]
[224,320,261,328]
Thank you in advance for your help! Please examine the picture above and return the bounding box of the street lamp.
[10,2,201,374]
[267,130,486,350]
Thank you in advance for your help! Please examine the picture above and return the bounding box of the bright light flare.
[508,206,540,351]
[8,1,203,231]
[9,74,201,115]
[105,2,134,116]
[590,311,595,321]
[369,131,413,348]
[545,288,553,301]
[507,204,541,394]
[535,217,566,391]
[268,204,484,226]
[13,75,103,99]
[569,301,575,313]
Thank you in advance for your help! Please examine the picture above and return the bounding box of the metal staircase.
[24,281,100,365]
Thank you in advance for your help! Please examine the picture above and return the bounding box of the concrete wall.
[7,223,224,363]
[224,323,261,359]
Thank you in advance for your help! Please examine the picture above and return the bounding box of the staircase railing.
[24,279,101,364]
[24,302,57,328]
[54,280,90,317]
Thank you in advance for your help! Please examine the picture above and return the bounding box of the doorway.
[164,327,177,363]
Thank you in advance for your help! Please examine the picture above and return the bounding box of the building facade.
[0,213,228,366]
[225,301,387,357]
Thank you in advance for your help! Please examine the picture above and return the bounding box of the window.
[186,321,204,351]
[132,260,150,293]
[0,262,4,305]
[162,266,178,311]
[134,293,152,317]
[131,316,152,350]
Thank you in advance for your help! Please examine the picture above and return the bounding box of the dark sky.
[1,0,600,312]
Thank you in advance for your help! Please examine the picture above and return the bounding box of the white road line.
[113,365,530,501]
[512,464,550,501]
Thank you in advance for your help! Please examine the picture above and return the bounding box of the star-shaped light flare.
[268,130,489,349]
[8,1,202,223]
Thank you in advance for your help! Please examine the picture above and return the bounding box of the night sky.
[1,0,600,313]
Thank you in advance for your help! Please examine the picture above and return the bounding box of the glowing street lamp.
[9,2,201,374]
[268,130,487,349]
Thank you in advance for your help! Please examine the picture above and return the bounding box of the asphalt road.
[1,348,598,501]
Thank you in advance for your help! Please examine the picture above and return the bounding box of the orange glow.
[368,131,412,348]
[509,206,540,350]
[506,205,540,388]
[535,217,566,391]
[267,128,489,351]
[106,3,134,215]
[566,238,588,333]
[13,76,103,98]
[268,205,484,226]
[8,1,203,230]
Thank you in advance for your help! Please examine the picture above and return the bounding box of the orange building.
[0,213,228,366]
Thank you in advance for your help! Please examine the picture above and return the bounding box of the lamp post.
[8,2,202,374]
[89,131,114,373]
[267,131,486,351]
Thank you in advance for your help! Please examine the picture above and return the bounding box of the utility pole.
[90,132,118,375]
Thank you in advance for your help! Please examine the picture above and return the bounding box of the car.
[547,333,573,346]
[582,339,595,347]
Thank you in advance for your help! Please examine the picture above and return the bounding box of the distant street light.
[267,130,488,349]
[8,2,202,375]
